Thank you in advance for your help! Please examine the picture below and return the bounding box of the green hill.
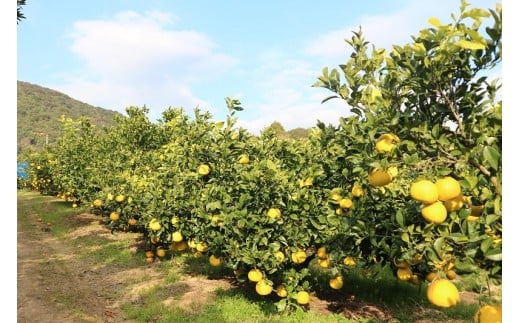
[17,81,123,155]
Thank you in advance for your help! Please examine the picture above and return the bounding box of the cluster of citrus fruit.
[369,133,400,187]
[410,176,462,224]
[329,185,364,215]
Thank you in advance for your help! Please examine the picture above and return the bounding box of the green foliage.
[24,0,501,314]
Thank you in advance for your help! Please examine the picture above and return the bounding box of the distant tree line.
[264,121,310,140]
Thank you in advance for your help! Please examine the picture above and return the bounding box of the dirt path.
[17,207,126,322]
[16,195,232,323]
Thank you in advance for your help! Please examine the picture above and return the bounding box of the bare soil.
[17,204,230,323]
[17,195,492,322]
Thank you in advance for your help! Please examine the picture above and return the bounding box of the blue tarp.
[17,161,29,180]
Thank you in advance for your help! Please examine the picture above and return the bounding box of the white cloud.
[304,0,499,64]
[234,56,349,134]
[53,10,237,119]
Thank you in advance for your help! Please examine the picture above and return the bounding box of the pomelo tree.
[312,0,501,285]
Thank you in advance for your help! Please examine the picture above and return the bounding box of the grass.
[18,190,502,322]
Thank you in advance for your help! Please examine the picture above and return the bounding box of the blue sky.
[16,0,502,134]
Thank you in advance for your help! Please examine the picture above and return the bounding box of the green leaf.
[396,210,405,227]
[448,233,469,244]
[461,8,491,20]
[483,146,500,170]
[321,95,339,104]
[460,175,478,190]
[427,17,442,27]
[484,249,502,261]
[455,40,487,50]
[433,237,445,255]
[480,236,493,253]
[454,259,478,273]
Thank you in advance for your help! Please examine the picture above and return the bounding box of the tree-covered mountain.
[17,81,123,155]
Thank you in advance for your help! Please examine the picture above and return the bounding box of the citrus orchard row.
[20,2,501,319]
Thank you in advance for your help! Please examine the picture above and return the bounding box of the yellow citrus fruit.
[397,267,413,281]
[435,176,461,201]
[446,270,457,280]
[330,192,343,202]
[177,241,188,251]
[375,139,394,153]
[275,285,287,297]
[172,231,183,242]
[368,168,392,187]
[266,208,281,219]
[115,194,125,203]
[156,248,166,258]
[248,268,263,282]
[291,249,307,264]
[427,278,460,308]
[444,194,465,212]
[149,219,162,231]
[410,180,439,204]
[72,203,78,208]
[335,208,344,216]
[128,218,137,225]
[318,258,332,268]
[339,198,353,209]
[193,251,203,258]
[255,279,273,296]
[170,241,188,252]
[109,212,120,221]
[238,154,250,164]
[198,164,210,175]
[171,216,179,224]
[474,304,502,323]
[425,272,439,282]
[343,256,356,267]
[329,275,344,290]
[421,201,448,224]
[351,184,364,197]
[274,251,285,262]
[150,236,160,244]
[187,240,197,249]
[145,250,154,258]
[296,291,310,305]
[316,247,328,259]
[375,133,400,153]
[93,199,103,207]
[196,242,208,252]
[209,255,222,267]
